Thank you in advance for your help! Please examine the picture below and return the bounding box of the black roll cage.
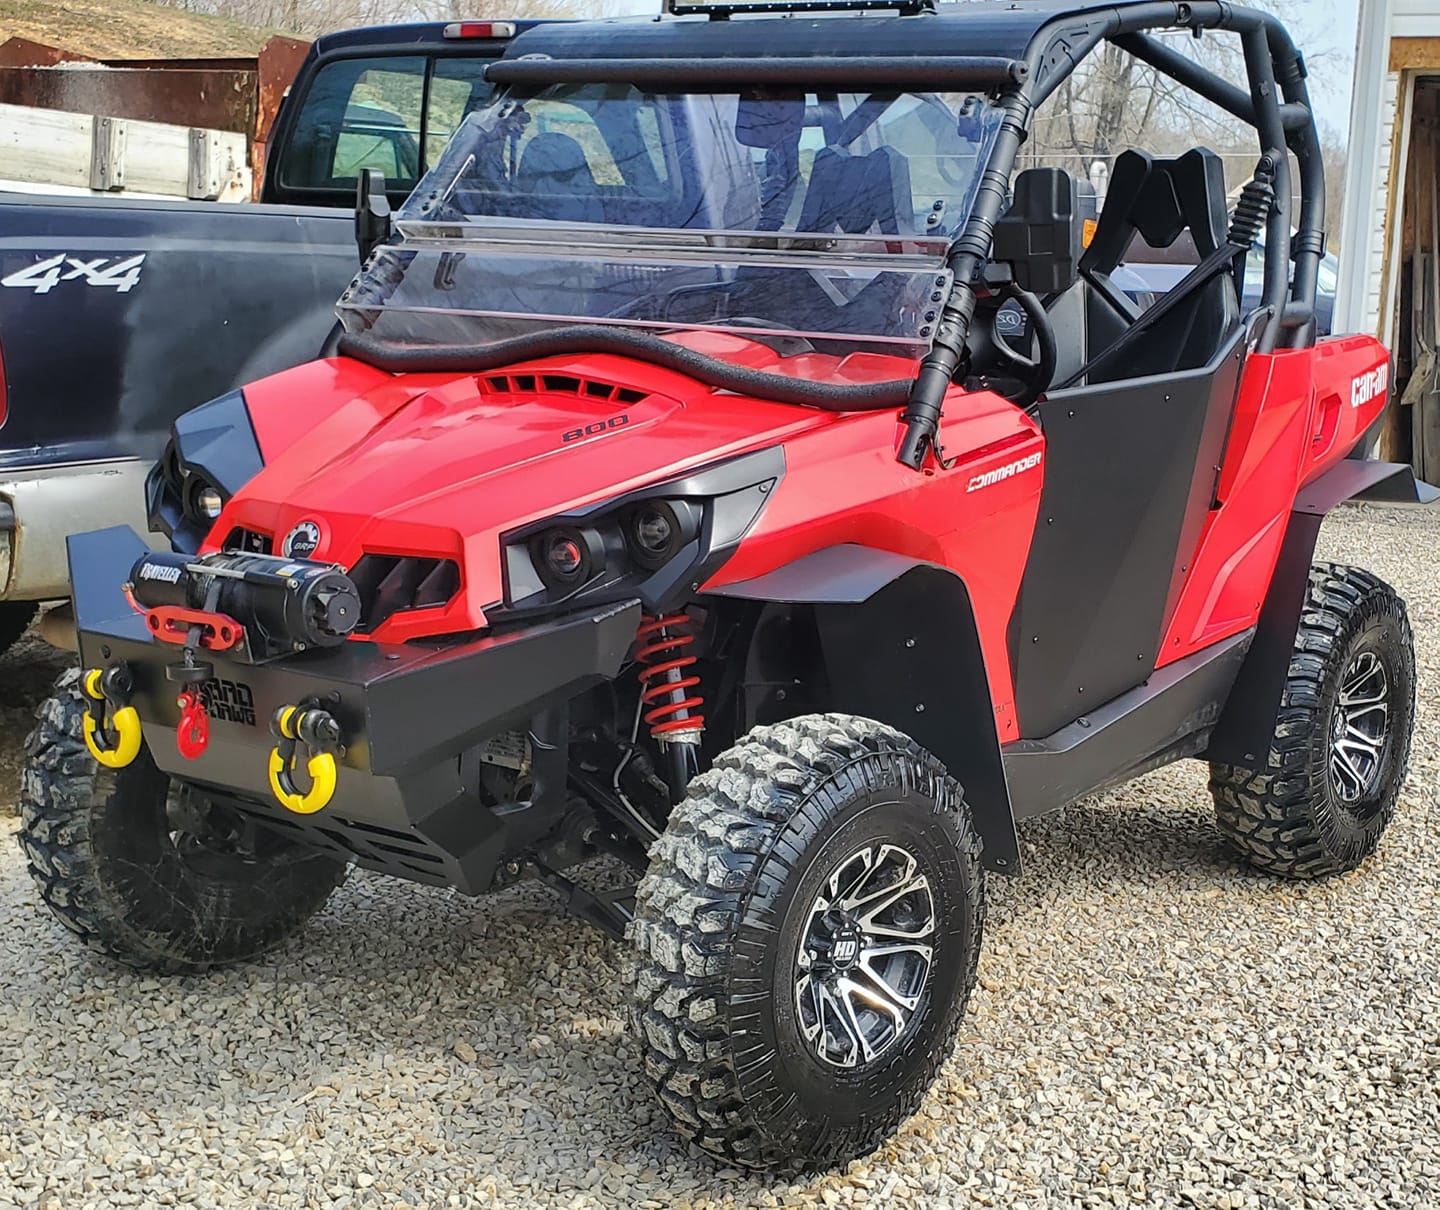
[896,1,1321,467]
[475,2,1323,468]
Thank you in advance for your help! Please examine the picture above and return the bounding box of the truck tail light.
[442,21,516,38]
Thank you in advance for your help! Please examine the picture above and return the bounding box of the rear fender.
[1205,459,1438,768]
[708,544,1019,874]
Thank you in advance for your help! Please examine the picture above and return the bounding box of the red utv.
[20,0,1435,1173]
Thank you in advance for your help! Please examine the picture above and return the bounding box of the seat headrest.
[1082,148,1229,275]
[517,132,595,188]
[797,146,913,236]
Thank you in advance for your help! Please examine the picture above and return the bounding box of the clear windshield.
[338,84,1001,366]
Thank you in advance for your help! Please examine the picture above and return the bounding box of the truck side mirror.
[355,168,392,266]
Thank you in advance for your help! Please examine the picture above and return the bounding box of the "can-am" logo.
[967,451,1043,493]
[1351,363,1389,409]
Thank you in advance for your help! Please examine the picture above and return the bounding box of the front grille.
[349,554,460,631]
[222,527,272,554]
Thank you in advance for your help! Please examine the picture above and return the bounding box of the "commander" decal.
[967,451,1042,493]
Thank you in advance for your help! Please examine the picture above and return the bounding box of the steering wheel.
[970,285,1057,409]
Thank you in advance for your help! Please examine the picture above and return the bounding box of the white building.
[1336,0,1439,474]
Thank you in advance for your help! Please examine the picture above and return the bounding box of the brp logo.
[282,521,322,559]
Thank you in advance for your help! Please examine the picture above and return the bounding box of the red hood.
[217,344,910,636]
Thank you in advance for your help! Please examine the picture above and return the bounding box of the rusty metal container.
[0,34,310,197]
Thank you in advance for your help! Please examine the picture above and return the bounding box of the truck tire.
[628,714,984,1172]
[0,601,37,657]
[1209,563,1414,878]
[18,668,349,973]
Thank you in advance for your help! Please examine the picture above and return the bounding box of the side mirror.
[991,168,1082,296]
[355,168,392,266]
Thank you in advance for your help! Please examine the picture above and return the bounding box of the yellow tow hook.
[268,704,341,815]
[81,666,142,769]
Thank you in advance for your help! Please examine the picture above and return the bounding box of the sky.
[1287,0,1362,139]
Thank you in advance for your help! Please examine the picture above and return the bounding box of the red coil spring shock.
[635,612,705,742]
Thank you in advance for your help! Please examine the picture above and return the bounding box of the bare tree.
[423,0,613,18]
[156,0,618,36]
[1028,2,1337,193]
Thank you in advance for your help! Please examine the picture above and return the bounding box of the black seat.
[514,132,604,224]
[716,146,917,344]
[796,146,913,235]
[1079,149,1238,379]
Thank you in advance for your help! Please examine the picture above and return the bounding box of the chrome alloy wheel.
[1329,649,1390,804]
[794,843,936,1068]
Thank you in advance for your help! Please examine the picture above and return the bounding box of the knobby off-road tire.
[19,668,349,973]
[0,601,38,658]
[628,714,984,1172]
[1210,563,1415,878]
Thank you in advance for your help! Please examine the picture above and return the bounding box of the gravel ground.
[1,505,1438,1210]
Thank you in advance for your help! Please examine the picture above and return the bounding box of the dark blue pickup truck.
[0,19,529,651]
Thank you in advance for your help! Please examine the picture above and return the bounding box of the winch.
[128,550,362,664]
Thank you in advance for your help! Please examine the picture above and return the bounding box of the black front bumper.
[70,527,641,892]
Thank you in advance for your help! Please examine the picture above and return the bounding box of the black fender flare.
[1205,458,1437,767]
[707,544,1020,874]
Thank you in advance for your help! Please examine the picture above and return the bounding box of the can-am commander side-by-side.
[19,0,1435,1172]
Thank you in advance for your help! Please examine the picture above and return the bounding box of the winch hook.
[175,690,210,760]
[268,704,342,815]
[81,665,142,769]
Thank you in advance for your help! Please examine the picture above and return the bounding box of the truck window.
[426,59,497,167]
[870,94,986,233]
[281,56,426,194]
[513,98,627,187]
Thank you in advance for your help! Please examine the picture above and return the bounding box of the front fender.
[709,544,1020,874]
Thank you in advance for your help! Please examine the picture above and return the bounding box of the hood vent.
[350,554,460,632]
[484,372,647,404]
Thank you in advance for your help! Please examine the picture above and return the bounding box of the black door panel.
[1009,328,1246,738]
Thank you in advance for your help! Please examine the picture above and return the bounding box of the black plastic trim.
[1010,330,1246,740]
[496,445,784,619]
[711,544,1020,875]
[485,55,1025,89]
[1206,458,1439,768]
[146,390,264,554]
[1337,461,1440,505]
[1004,628,1252,818]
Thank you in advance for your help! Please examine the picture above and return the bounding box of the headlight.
[197,487,224,519]
[188,479,225,522]
[626,500,701,570]
[542,532,586,580]
[531,526,601,590]
[145,389,264,554]
[500,447,783,617]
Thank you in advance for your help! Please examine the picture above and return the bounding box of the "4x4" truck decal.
[1,253,145,295]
